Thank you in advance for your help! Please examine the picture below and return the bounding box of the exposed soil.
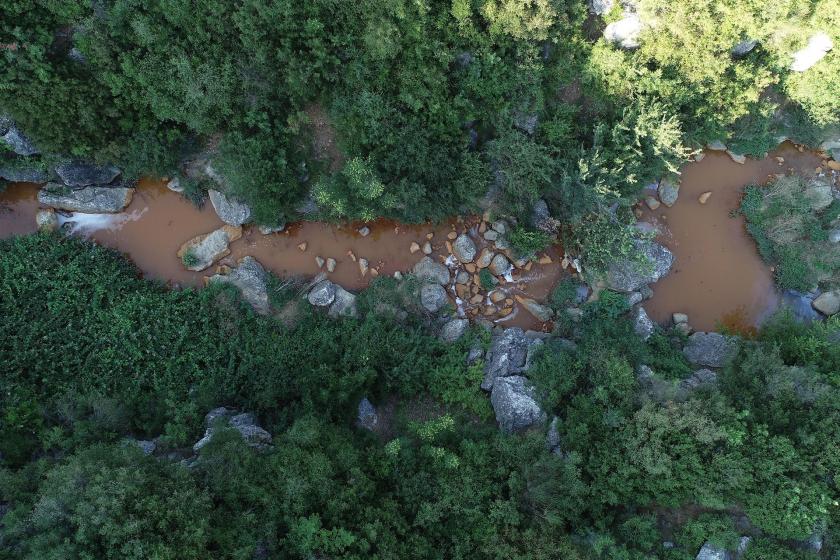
[305,104,345,172]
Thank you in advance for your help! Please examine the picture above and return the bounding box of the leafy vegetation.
[1,235,838,558]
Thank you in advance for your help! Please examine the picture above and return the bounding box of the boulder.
[55,161,120,187]
[790,32,833,72]
[683,332,739,368]
[412,256,450,285]
[481,327,529,390]
[193,408,272,452]
[781,290,822,323]
[258,222,285,235]
[546,416,561,452]
[491,376,546,433]
[603,15,642,49]
[489,253,512,276]
[606,241,674,292]
[420,283,449,313]
[209,189,252,226]
[532,198,551,228]
[731,38,758,57]
[328,285,358,318]
[804,177,833,212]
[695,537,750,560]
[209,256,270,314]
[658,178,679,207]
[35,208,58,232]
[707,140,727,151]
[166,177,184,192]
[308,279,337,307]
[134,440,156,456]
[516,296,553,321]
[452,234,477,262]
[680,368,718,391]
[513,112,539,136]
[476,248,495,268]
[633,306,655,340]
[357,397,378,431]
[440,318,469,342]
[1,124,39,156]
[812,291,840,316]
[177,225,243,271]
[726,150,747,164]
[828,228,840,244]
[38,183,134,213]
[0,162,50,183]
[589,0,614,15]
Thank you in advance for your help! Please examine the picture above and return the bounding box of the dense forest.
[2,0,840,558]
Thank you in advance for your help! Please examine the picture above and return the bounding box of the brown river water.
[0,144,829,332]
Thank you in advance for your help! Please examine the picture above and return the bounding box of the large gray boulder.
[683,332,739,368]
[532,198,551,229]
[658,178,679,207]
[308,279,337,307]
[357,397,378,431]
[38,183,134,213]
[55,161,121,187]
[679,368,718,391]
[805,177,833,212]
[209,256,270,315]
[193,407,272,452]
[790,32,833,72]
[633,306,655,340]
[731,39,758,57]
[412,256,450,285]
[328,285,358,318]
[420,283,449,313]
[209,189,252,226]
[489,253,512,276]
[606,241,674,292]
[812,291,840,316]
[440,318,469,342]
[482,327,530,390]
[491,376,546,433]
[1,124,39,156]
[695,537,750,560]
[603,14,642,49]
[589,0,614,15]
[177,225,243,271]
[0,162,50,183]
[452,234,477,263]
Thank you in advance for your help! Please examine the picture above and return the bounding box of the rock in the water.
[308,279,337,307]
[812,291,840,316]
[177,225,243,271]
[673,312,689,324]
[707,140,727,151]
[0,162,49,182]
[516,296,553,321]
[412,256,450,285]
[358,226,370,237]
[209,189,252,226]
[683,332,739,368]
[489,253,512,276]
[258,222,285,235]
[726,150,746,164]
[166,177,184,192]
[55,161,120,187]
[633,306,655,340]
[603,15,642,49]
[491,376,546,433]
[440,318,469,342]
[209,256,270,315]
[452,234,477,262]
[790,32,833,72]
[698,191,712,204]
[35,208,58,232]
[658,178,679,207]
[1,124,39,156]
[731,38,758,57]
[38,183,133,213]
[357,397,378,431]
[781,290,823,323]
[328,285,358,318]
[606,241,674,292]
[589,0,614,15]
[482,328,529,390]
[644,196,660,210]
[420,283,449,313]
[193,408,272,452]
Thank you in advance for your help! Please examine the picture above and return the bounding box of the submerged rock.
[516,296,553,322]
[491,376,546,433]
[38,183,134,213]
[412,256,450,285]
[790,32,833,72]
[606,241,674,292]
[781,290,822,323]
[55,161,121,187]
[683,332,739,368]
[209,256,270,315]
[177,225,243,271]
[209,189,252,226]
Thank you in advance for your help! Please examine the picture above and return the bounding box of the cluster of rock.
[193,407,272,453]
[306,275,358,318]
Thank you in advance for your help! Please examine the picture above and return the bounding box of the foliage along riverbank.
[1,233,839,559]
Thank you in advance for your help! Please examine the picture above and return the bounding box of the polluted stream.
[0,179,564,331]
[0,144,831,332]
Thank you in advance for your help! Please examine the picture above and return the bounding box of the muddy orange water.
[0,179,564,330]
[642,143,824,332]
